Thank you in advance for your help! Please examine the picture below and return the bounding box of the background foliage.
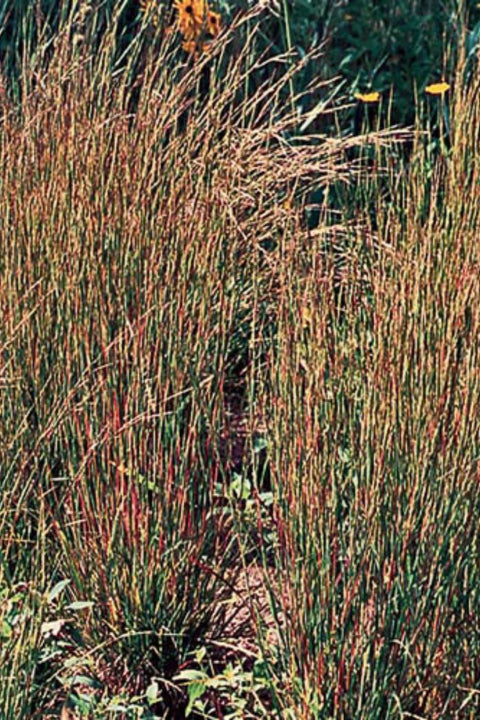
[2,0,480,123]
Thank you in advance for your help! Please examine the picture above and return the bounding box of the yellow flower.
[425,81,450,96]
[207,9,222,36]
[182,38,206,55]
[174,0,204,37]
[140,0,222,47]
[174,0,222,55]
[354,91,380,103]
[181,38,197,53]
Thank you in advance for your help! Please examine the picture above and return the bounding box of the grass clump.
[1,2,480,719]
[0,7,375,717]
[261,56,480,719]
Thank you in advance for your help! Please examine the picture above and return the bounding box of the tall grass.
[1,3,479,718]
[263,62,480,719]
[0,6,379,718]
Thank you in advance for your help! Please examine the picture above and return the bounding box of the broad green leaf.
[41,619,67,636]
[66,601,94,611]
[185,682,207,716]
[47,579,71,603]
[146,679,159,705]
[174,669,208,681]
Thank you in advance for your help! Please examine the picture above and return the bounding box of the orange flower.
[174,0,204,38]
[207,9,222,36]
[174,0,222,55]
